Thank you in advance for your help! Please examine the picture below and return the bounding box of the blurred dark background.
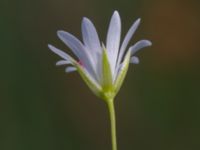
[1,0,200,150]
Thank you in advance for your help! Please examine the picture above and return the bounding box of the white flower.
[48,11,152,101]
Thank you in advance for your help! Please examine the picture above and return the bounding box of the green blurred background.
[1,0,200,149]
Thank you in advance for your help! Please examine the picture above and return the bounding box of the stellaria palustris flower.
[48,11,151,100]
[48,11,152,150]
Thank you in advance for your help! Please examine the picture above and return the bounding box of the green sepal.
[74,62,102,98]
[102,46,113,92]
[114,50,131,95]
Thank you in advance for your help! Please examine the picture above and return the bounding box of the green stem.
[107,99,117,150]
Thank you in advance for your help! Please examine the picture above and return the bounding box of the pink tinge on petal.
[78,60,84,67]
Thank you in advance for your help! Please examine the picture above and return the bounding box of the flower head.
[48,11,152,101]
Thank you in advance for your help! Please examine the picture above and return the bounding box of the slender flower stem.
[107,99,117,150]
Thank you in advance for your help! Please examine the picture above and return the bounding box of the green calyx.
[114,50,131,96]
[100,48,131,102]
[75,47,131,103]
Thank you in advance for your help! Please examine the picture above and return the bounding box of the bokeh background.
[1,0,200,150]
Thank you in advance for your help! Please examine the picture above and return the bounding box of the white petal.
[57,31,87,60]
[65,67,77,73]
[106,11,121,75]
[117,18,141,65]
[130,56,140,64]
[130,40,152,55]
[57,31,97,81]
[48,44,75,64]
[81,17,102,54]
[81,17,102,81]
[56,60,71,66]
